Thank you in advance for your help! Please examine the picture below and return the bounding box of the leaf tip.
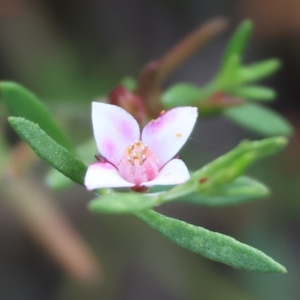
[7,116,17,124]
[260,183,271,197]
[270,58,282,71]
[273,263,287,274]
[281,266,288,273]
[266,259,287,274]
[0,81,23,95]
[241,19,254,31]
[276,136,288,147]
[0,80,11,89]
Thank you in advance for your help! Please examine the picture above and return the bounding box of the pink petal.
[142,159,190,187]
[92,102,140,166]
[141,107,197,167]
[84,162,134,190]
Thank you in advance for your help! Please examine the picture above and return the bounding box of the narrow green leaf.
[217,54,241,87]
[136,209,286,273]
[161,136,287,203]
[224,103,293,136]
[181,177,269,206]
[8,117,87,185]
[0,81,75,152]
[234,85,276,101]
[162,83,204,107]
[238,59,281,83]
[89,193,158,214]
[222,20,253,68]
[193,136,287,179]
[197,152,259,191]
[46,138,97,190]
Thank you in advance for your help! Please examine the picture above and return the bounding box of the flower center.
[117,141,160,186]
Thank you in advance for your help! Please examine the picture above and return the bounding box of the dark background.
[1,0,300,299]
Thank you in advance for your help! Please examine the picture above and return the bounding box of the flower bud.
[108,86,146,124]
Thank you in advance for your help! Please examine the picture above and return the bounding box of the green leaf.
[238,59,281,83]
[234,85,276,101]
[88,176,269,214]
[160,136,287,203]
[136,209,286,273]
[224,103,293,136]
[217,54,241,87]
[181,176,269,206]
[0,81,75,152]
[162,83,204,107]
[46,138,97,190]
[89,192,158,214]
[8,117,87,185]
[193,136,287,180]
[222,20,253,68]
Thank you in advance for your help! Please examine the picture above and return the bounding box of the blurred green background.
[1,0,300,299]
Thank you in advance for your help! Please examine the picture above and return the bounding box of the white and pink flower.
[84,102,197,191]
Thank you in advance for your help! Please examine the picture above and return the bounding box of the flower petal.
[84,162,134,190]
[142,159,190,187]
[92,102,140,165]
[141,107,197,167]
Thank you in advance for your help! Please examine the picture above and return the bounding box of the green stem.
[156,184,198,204]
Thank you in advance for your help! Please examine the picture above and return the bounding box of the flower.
[84,102,198,191]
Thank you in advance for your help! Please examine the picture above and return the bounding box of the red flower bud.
[108,86,146,124]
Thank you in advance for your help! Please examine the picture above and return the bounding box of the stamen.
[118,140,160,186]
